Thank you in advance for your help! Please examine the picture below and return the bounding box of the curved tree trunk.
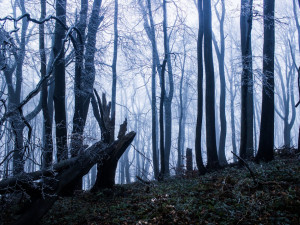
[195,0,206,174]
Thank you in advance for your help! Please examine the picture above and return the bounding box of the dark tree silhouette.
[240,0,254,159]
[256,0,275,162]
[195,0,206,174]
[203,0,220,169]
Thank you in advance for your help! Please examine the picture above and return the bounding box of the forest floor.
[3,149,300,225]
[41,149,300,225]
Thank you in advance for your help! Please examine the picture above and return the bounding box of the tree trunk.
[195,0,206,174]
[53,0,68,162]
[256,0,275,162]
[159,58,167,177]
[162,0,174,175]
[139,0,161,179]
[212,0,227,166]
[5,131,135,225]
[186,148,193,172]
[203,0,220,169]
[40,0,53,169]
[111,0,118,143]
[240,0,254,159]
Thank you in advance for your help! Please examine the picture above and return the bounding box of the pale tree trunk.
[274,54,296,148]
[111,0,118,143]
[292,0,300,152]
[138,0,159,179]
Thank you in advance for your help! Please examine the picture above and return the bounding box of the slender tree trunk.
[256,0,275,162]
[70,0,88,159]
[53,0,68,162]
[11,0,28,175]
[111,0,118,143]
[159,59,167,177]
[162,0,174,175]
[292,0,300,152]
[195,0,206,174]
[151,43,159,179]
[240,0,254,159]
[138,0,159,179]
[40,0,53,169]
[212,0,227,165]
[177,52,186,173]
[203,0,219,169]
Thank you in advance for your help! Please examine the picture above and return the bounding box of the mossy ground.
[2,151,300,225]
[41,152,300,225]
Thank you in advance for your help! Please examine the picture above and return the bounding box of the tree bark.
[111,0,118,143]
[40,0,53,169]
[240,0,254,159]
[203,0,220,169]
[53,0,68,162]
[162,0,174,175]
[256,0,275,162]
[195,0,206,174]
[6,131,135,225]
[212,0,227,166]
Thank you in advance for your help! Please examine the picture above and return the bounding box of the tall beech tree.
[162,0,174,175]
[203,0,220,169]
[111,0,119,143]
[40,0,53,168]
[240,0,254,159]
[195,0,206,174]
[138,0,159,179]
[212,0,227,166]
[256,0,275,162]
[53,0,68,162]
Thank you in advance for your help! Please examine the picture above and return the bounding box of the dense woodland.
[0,0,299,224]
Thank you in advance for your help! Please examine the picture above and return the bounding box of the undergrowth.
[3,151,300,225]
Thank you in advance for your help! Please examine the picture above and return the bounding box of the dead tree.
[91,91,130,190]
[0,128,135,225]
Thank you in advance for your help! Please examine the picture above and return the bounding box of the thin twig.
[231,151,257,185]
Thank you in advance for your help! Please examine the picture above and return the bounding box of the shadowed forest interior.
[0,0,300,224]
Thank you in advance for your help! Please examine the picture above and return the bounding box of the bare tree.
[212,0,227,166]
[240,0,254,160]
[256,0,275,162]
[204,0,219,169]
[195,0,206,174]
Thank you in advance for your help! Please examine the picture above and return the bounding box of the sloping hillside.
[2,151,300,225]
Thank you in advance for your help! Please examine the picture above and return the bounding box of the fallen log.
[0,131,136,225]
